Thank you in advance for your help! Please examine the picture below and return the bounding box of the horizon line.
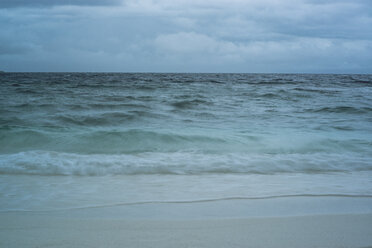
[1,71,371,75]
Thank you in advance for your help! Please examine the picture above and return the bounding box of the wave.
[306,106,372,114]
[1,109,161,127]
[255,80,300,85]
[0,151,371,176]
[0,129,234,154]
[55,112,138,126]
[87,103,150,110]
[171,99,211,109]
[1,127,371,155]
[293,87,340,95]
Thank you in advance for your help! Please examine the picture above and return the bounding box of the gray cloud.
[0,0,371,72]
[0,0,122,8]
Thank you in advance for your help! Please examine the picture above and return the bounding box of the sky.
[0,0,371,73]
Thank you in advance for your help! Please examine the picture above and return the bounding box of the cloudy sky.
[0,0,371,73]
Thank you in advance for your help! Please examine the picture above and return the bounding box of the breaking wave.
[0,151,371,176]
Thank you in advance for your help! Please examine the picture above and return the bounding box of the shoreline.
[2,195,372,217]
[1,196,372,248]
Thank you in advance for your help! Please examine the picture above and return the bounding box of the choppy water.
[1,73,372,211]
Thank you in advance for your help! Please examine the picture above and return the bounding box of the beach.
[1,196,372,248]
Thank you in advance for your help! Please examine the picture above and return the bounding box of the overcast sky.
[0,0,371,73]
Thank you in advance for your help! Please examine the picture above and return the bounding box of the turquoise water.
[0,73,372,210]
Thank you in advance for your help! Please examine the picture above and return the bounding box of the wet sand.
[1,197,372,248]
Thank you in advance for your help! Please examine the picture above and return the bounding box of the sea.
[0,73,372,211]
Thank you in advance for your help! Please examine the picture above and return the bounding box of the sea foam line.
[2,194,372,213]
[1,150,371,176]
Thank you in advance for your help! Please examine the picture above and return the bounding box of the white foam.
[0,150,371,176]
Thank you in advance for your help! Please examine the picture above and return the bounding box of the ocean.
[0,73,372,211]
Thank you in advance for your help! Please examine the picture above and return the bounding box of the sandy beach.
[1,196,372,248]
